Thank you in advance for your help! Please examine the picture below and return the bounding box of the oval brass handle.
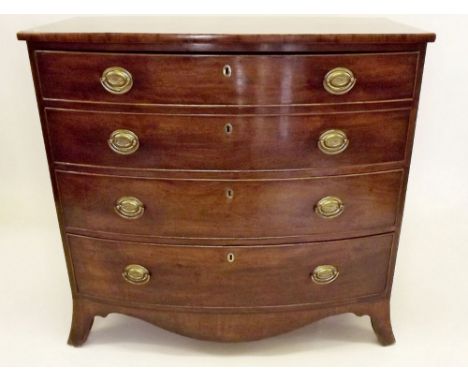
[315,196,344,219]
[323,67,356,95]
[101,66,133,94]
[108,129,139,155]
[311,265,339,285]
[114,196,145,220]
[122,264,150,285]
[318,129,349,155]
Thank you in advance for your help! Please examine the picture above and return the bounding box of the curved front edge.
[68,296,395,345]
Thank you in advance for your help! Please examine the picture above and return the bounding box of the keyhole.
[223,65,232,77]
[226,188,234,199]
[227,253,235,263]
[224,123,233,135]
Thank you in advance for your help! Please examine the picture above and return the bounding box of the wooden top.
[17,16,436,45]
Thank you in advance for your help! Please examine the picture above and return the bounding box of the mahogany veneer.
[18,16,435,347]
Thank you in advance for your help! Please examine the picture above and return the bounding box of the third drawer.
[57,169,403,240]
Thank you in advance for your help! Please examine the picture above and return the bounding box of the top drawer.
[35,51,418,105]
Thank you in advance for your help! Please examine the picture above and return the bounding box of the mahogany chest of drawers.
[18,16,435,346]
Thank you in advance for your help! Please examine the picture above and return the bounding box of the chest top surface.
[17,15,435,45]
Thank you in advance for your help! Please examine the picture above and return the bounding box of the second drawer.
[57,170,403,239]
[46,108,410,171]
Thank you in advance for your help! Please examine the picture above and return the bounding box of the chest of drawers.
[18,16,435,346]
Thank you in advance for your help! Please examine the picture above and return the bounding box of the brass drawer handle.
[323,67,356,95]
[108,129,139,155]
[311,265,339,285]
[122,264,150,285]
[101,66,133,94]
[318,129,349,155]
[315,196,344,219]
[114,196,145,220]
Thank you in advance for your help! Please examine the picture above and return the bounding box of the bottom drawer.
[68,234,393,308]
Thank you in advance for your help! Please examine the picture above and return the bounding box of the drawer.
[57,170,402,239]
[68,233,393,307]
[46,108,410,171]
[36,51,418,105]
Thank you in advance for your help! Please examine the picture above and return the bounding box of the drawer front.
[57,170,402,239]
[47,108,410,170]
[36,52,418,105]
[68,233,392,307]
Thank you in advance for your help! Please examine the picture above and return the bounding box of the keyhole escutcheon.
[223,64,232,77]
[226,188,234,200]
[224,123,233,135]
